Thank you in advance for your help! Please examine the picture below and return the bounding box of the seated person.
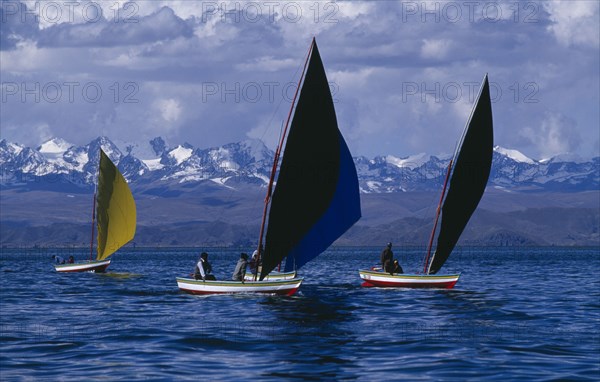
[194,252,215,281]
[232,253,248,281]
[391,260,403,274]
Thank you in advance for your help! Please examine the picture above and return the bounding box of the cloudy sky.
[1,1,599,159]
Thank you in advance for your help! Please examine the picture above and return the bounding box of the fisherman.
[380,242,393,273]
[67,256,75,264]
[232,253,249,281]
[52,255,66,264]
[194,252,214,281]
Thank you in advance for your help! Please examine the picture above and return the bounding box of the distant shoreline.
[2,245,598,250]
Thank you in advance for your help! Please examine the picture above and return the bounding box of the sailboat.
[176,38,361,295]
[359,74,493,288]
[54,149,136,273]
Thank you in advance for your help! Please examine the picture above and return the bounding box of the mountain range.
[1,137,598,248]
[1,136,598,193]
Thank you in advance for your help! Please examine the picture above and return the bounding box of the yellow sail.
[96,149,137,260]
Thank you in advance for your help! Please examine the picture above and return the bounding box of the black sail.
[429,76,493,274]
[261,40,361,279]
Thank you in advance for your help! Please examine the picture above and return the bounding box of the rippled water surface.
[1,247,599,381]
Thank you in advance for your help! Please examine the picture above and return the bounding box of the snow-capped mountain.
[493,146,536,165]
[0,137,598,192]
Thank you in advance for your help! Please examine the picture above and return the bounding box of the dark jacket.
[194,258,212,280]
[380,247,393,269]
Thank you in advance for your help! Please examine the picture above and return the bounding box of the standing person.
[380,242,393,273]
[232,253,249,281]
[194,252,214,281]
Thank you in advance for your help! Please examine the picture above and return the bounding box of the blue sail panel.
[283,134,361,272]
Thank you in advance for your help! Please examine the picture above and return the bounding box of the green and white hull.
[176,277,303,296]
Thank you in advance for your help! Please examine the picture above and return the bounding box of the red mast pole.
[255,38,315,280]
[422,159,453,274]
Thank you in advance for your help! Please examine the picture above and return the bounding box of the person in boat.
[194,252,215,281]
[249,245,263,275]
[232,253,249,281]
[249,252,259,275]
[52,255,66,264]
[67,256,75,264]
[391,259,403,274]
[380,242,393,273]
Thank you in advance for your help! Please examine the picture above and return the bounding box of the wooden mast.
[88,190,96,261]
[422,159,452,274]
[88,150,100,261]
[255,38,315,280]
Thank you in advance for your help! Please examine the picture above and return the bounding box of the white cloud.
[235,56,297,72]
[1,1,598,159]
[246,118,280,150]
[545,1,600,47]
[421,39,452,60]
[0,40,50,72]
[34,123,53,143]
[329,68,375,89]
[520,112,581,158]
[156,99,182,123]
[451,98,475,127]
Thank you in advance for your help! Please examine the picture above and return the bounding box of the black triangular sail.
[260,40,361,279]
[428,76,493,274]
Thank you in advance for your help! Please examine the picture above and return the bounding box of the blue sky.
[1,1,599,159]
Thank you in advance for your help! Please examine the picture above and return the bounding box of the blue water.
[1,247,599,381]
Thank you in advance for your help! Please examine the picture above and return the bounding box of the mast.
[88,150,100,261]
[255,38,315,280]
[88,190,96,261]
[422,159,452,274]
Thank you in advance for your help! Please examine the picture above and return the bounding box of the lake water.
[1,247,599,381]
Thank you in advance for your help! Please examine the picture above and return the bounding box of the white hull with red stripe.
[359,269,460,289]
